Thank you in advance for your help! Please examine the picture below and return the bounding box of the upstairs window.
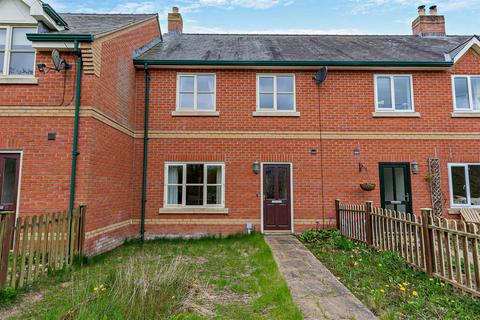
[257,74,295,111]
[177,74,216,111]
[165,163,224,207]
[449,163,480,207]
[375,75,414,111]
[0,27,36,76]
[453,75,480,111]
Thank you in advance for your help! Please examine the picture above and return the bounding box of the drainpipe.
[68,40,82,215]
[140,64,150,241]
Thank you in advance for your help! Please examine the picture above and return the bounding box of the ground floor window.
[448,163,480,207]
[164,163,224,207]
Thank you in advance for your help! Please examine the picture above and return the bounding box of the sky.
[48,0,480,35]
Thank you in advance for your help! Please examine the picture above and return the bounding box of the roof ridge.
[59,12,157,16]
[176,33,470,37]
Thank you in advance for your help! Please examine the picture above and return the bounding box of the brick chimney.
[168,6,183,34]
[412,5,446,36]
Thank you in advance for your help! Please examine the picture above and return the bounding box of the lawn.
[0,234,302,320]
[299,229,480,320]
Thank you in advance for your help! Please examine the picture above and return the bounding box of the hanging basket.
[360,182,376,191]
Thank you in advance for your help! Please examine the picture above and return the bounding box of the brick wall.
[134,48,480,237]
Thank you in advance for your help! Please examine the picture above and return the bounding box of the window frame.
[256,74,296,112]
[448,163,480,208]
[452,75,480,112]
[176,73,216,111]
[0,25,37,77]
[164,162,225,208]
[374,74,415,112]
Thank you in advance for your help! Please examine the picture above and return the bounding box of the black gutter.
[140,64,150,241]
[27,34,95,42]
[133,59,453,68]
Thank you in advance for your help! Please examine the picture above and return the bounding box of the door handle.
[271,200,282,204]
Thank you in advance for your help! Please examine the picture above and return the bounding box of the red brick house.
[1,2,480,255]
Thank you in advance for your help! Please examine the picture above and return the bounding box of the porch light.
[253,161,260,174]
[411,161,419,174]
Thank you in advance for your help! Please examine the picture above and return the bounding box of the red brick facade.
[2,14,480,254]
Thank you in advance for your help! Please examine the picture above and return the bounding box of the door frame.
[0,150,23,218]
[260,162,294,233]
[379,162,413,213]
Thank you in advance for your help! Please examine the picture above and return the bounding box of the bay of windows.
[177,74,216,111]
[375,75,413,111]
[449,163,480,207]
[453,75,480,111]
[257,74,295,111]
[165,163,224,207]
[0,27,36,76]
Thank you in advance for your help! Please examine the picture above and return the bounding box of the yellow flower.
[350,255,354,258]
[380,289,385,293]
[402,282,408,286]
[93,287,98,292]
[385,284,390,288]
[359,258,363,262]
[378,263,382,267]
[354,262,358,266]
[440,283,445,287]
[412,291,418,297]
[399,287,406,292]
[429,278,434,281]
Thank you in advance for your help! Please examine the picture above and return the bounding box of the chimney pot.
[412,5,445,36]
[418,5,426,16]
[168,6,183,34]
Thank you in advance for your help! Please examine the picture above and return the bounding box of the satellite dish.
[313,67,328,84]
[51,49,62,71]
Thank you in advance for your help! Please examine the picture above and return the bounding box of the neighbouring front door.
[379,163,412,213]
[0,154,20,213]
[263,164,291,231]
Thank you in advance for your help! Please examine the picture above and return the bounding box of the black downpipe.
[140,64,150,240]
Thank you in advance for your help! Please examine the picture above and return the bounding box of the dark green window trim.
[133,59,452,68]
[42,4,69,28]
[26,34,95,42]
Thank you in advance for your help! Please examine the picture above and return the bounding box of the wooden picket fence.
[0,206,86,290]
[336,199,480,297]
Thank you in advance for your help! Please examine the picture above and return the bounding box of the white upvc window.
[0,26,36,77]
[374,75,414,112]
[448,163,480,208]
[176,74,216,111]
[452,75,480,112]
[257,74,296,111]
[164,163,225,208]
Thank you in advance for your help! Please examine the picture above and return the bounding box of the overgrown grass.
[2,234,302,319]
[299,229,480,320]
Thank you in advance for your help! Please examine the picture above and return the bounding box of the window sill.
[158,207,229,215]
[0,77,38,85]
[252,111,300,117]
[372,111,420,118]
[451,112,480,118]
[171,111,219,117]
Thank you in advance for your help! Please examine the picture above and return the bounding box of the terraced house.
[1,1,480,255]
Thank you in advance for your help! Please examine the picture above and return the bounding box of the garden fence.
[0,206,86,290]
[336,199,480,297]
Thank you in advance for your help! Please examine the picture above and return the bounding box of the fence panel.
[336,200,480,297]
[0,207,86,290]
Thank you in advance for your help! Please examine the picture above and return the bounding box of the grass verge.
[299,229,480,320]
[2,234,302,320]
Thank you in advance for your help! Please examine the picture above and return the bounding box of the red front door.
[263,164,291,231]
[0,154,20,213]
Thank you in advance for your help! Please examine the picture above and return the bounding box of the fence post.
[335,199,340,230]
[0,212,15,289]
[365,201,373,246]
[77,205,86,259]
[421,208,434,276]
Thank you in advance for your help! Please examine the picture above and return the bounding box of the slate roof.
[45,13,157,36]
[135,33,476,64]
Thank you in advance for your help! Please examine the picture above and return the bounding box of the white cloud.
[112,2,158,14]
[349,0,480,14]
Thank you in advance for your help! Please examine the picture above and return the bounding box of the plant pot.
[360,182,376,191]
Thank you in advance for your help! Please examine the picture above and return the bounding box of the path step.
[265,235,377,320]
